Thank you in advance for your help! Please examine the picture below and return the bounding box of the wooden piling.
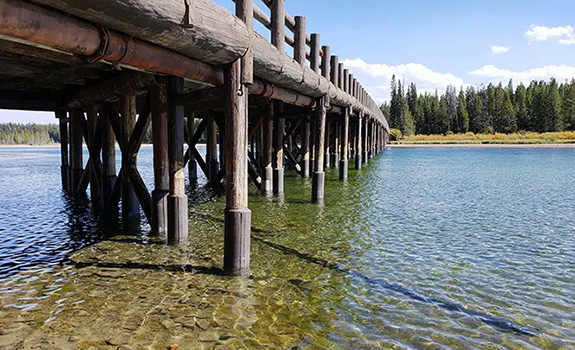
[149,84,169,237]
[362,117,368,164]
[262,103,273,193]
[166,76,188,243]
[355,113,363,170]
[120,95,140,229]
[332,121,340,170]
[324,121,330,169]
[273,101,285,195]
[100,104,117,206]
[339,108,349,180]
[224,59,251,273]
[312,95,327,202]
[69,108,83,196]
[206,115,220,181]
[300,117,310,178]
[56,110,70,191]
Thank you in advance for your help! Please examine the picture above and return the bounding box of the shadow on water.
[73,261,224,276]
[195,212,538,337]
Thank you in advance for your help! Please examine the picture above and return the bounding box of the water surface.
[0,146,574,349]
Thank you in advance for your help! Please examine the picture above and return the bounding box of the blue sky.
[3,0,575,123]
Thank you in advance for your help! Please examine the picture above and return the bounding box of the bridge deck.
[0,0,389,272]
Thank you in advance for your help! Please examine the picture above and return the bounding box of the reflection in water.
[0,146,574,349]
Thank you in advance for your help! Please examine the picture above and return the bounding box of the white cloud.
[524,24,575,45]
[343,58,467,103]
[468,64,575,84]
[491,45,511,54]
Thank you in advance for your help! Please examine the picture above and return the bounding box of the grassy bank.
[393,131,575,144]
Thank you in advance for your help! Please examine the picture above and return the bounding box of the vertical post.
[256,116,264,171]
[273,101,285,195]
[312,96,327,203]
[121,95,140,229]
[69,108,83,196]
[362,116,368,164]
[218,123,225,173]
[151,84,169,237]
[187,113,198,183]
[166,76,188,243]
[206,115,220,181]
[321,46,330,169]
[56,110,69,191]
[236,0,253,85]
[339,108,349,180]
[324,121,330,169]
[330,55,339,89]
[321,46,331,80]
[300,117,310,178]
[349,119,355,159]
[355,113,363,169]
[224,59,251,273]
[310,34,320,73]
[332,121,339,170]
[370,121,375,159]
[294,16,306,67]
[262,103,273,193]
[338,63,344,90]
[271,0,285,51]
[101,104,116,205]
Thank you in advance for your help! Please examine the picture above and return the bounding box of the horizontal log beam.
[29,0,250,65]
[0,0,223,86]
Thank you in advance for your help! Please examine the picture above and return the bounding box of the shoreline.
[390,143,575,148]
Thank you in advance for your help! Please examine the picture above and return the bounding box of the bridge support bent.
[167,77,189,244]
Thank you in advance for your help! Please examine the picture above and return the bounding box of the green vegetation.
[382,77,575,139]
[395,131,575,144]
[0,123,59,145]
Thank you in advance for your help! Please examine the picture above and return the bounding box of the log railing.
[231,0,389,130]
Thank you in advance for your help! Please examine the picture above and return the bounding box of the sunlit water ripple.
[0,146,574,349]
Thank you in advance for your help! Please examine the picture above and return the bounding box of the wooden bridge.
[0,0,390,273]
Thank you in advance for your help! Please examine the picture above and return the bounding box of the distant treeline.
[0,123,60,145]
[382,76,575,137]
[0,122,196,146]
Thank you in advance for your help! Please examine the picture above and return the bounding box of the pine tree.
[515,83,529,131]
[389,76,402,130]
[457,89,469,133]
[547,78,563,131]
[561,80,575,130]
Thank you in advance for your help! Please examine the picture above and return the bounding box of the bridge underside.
[0,0,389,273]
